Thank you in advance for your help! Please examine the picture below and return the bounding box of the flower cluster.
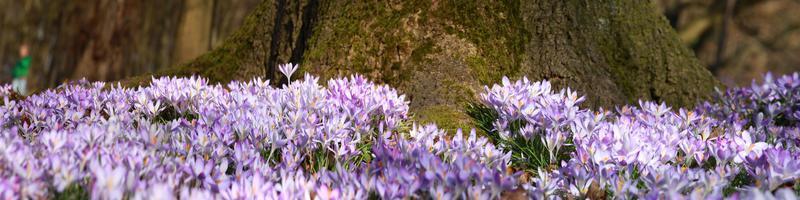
[479,77,585,168]
[0,71,515,199]
[479,74,800,199]
[481,77,584,140]
[2,65,800,199]
[699,73,800,147]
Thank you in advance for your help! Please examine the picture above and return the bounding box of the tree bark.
[127,0,722,131]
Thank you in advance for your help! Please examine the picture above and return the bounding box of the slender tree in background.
[127,0,722,130]
[711,0,736,75]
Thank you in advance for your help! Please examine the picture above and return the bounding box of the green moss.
[301,2,384,79]
[409,41,435,63]
[434,0,526,83]
[574,0,721,106]
[295,1,530,118]
[465,55,494,85]
[188,41,243,83]
[413,105,472,133]
[441,78,476,104]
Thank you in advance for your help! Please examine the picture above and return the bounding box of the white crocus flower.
[733,131,769,163]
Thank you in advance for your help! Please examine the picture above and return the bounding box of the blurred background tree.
[656,0,800,85]
[2,0,798,89]
[0,0,261,91]
[1,0,798,90]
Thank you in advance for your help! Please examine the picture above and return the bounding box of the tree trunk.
[174,0,215,65]
[128,0,722,131]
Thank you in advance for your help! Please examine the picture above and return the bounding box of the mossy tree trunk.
[128,0,721,131]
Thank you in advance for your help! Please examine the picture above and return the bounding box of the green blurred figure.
[12,44,30,95]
